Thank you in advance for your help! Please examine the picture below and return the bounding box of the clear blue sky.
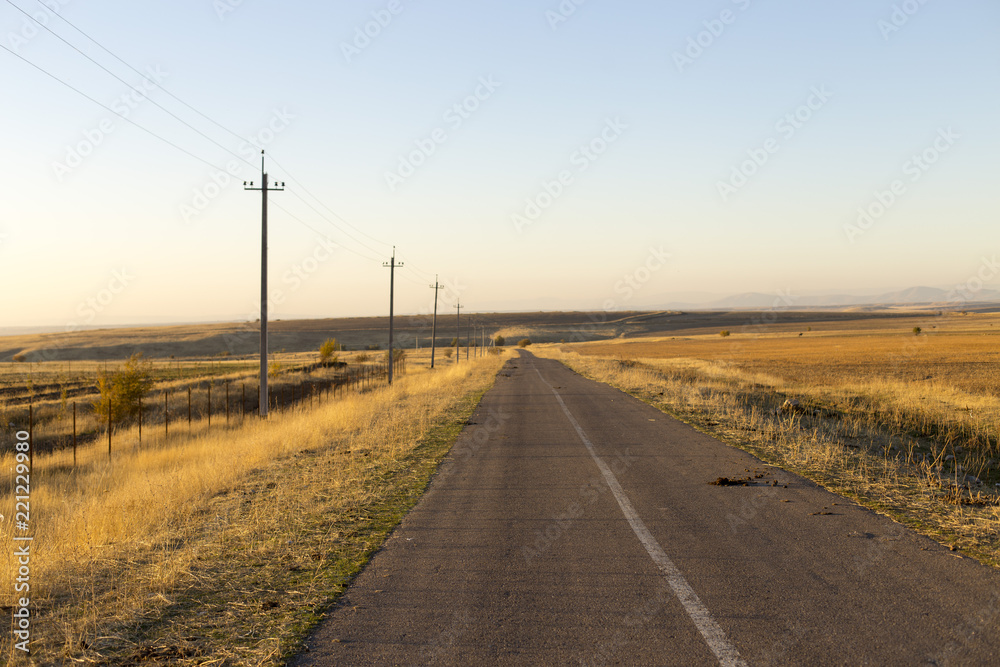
[1,0,997,326]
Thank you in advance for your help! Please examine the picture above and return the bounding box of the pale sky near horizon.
[1,0,997,327]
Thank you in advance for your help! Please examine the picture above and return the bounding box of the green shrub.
[320,338,340,363]
[517,338,531,348]
[719,330,731,337]
[92,353,153,423]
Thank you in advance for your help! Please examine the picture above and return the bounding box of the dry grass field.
[534,309,1000,567]
[4,307,998,661]
[0,311,659,364]
[0,346,510,665]
[578,312,1000,397]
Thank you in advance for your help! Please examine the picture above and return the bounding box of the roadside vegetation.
[0,349,509,665]
[535,318,1000,567]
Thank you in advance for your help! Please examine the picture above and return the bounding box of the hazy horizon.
[2,1,997,328]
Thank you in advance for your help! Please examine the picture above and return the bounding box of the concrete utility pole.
[384,248,403,385]
[454,301,463,364]
[244,151,284,418]
[429,276,443,369]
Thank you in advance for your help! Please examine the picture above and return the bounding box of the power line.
[0,41,230,173]
[25,0,253,149]
[269,200,385,265]
[14,0,430,276]
[5,0,257,170]
[267,155,392,250]
[9,1,455,290]
[286,190,388,259]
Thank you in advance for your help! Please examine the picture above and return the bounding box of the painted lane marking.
[535,367,746,667]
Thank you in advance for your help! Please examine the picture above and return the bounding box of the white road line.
[535,367,747,667]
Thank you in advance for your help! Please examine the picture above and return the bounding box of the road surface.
[291,351,1000,665]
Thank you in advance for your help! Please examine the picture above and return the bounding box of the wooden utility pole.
[454,301,463,364]
[244,151,284,417]
[429,276,443,369]
[383,248,403,385]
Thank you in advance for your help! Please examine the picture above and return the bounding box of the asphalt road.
[291,351,1000,666]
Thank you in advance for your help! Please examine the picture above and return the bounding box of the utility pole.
[244,150,284,417]
[429,276,443,369]
[383,248,403,385]
[454,301,463,364]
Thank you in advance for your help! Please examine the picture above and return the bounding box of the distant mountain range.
[656,286,1000,311]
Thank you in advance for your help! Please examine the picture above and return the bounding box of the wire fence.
[2,356,406,471]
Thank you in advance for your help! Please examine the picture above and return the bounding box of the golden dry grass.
[0,349,510,665]
[535,316,1000,567]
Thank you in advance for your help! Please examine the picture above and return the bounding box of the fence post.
[139,395,143,444]
[226,380,230,426]
[188,387,192,430]
[207,382,211,430]
[242,383,245,418]
[108,396,112,459]
[165,390,169,438]
[73,402,77,467]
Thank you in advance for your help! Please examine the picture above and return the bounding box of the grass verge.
[534,347,1000,568]
[2,353,508,665]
